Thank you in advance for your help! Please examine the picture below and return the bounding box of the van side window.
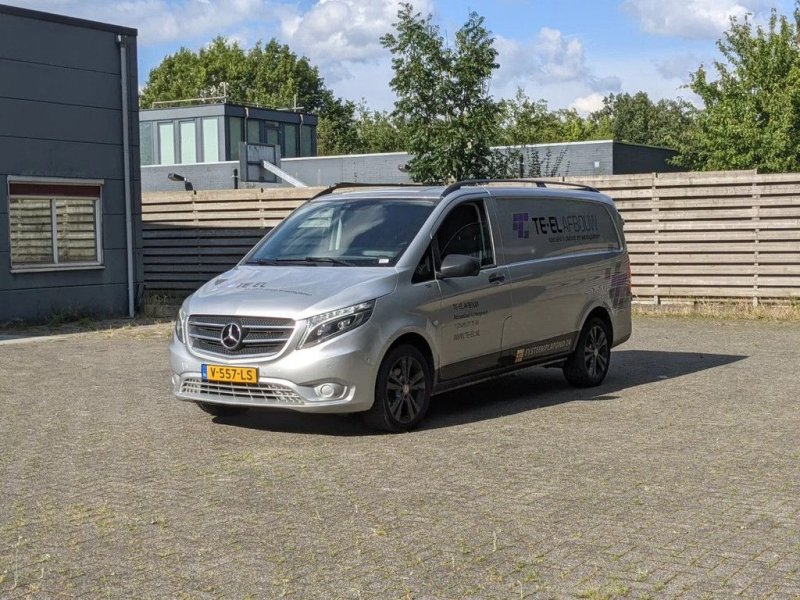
[412,246,434,283]
[496,197,621,262]
[436,201,494,267]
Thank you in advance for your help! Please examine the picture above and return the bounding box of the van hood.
[186,265,399,319]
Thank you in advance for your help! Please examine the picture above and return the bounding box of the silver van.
[170,180,632,431]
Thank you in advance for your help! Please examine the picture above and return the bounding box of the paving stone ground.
[0,317,799,599]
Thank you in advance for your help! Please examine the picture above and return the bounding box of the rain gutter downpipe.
[117,34,135,318]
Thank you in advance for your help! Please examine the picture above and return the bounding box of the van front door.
[434,199,511,381]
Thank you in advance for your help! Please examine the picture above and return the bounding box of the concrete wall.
[141,142,679,191]
[0,6,142,322]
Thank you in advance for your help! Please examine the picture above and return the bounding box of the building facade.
[142,138,679,192]
[0,4,142,322]
[140,103,317,192]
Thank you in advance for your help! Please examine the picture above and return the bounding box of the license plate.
[202,364,258,384]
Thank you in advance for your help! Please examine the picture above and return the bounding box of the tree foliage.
[588,92,696,149]
[381,3,500,182]
[676,7,800,171]
[496,89,607,145]
[140,37,355,155]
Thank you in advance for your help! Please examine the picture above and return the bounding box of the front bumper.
[169,323,382,414]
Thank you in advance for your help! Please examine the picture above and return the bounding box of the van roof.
[310,180,614,207]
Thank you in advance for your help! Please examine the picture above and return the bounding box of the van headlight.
[174,307,187,343]
[299,300,375,349]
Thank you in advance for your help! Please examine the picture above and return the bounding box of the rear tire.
[196,402,249,417]
[563,317,612,387]
[364,344,431,433]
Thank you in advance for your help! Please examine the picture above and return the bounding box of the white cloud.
[570,93,605,115]
[5,0,268,44]
[622,0,774,39]
[279,0,432,65]
[495,29,621,93]
[655,53,706,81]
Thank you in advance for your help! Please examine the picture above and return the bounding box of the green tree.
[140,36,355,156]
[381,4,500,182]
[496,89,604,145]
[589,91,696,149]
[676,6,800,171]
[316,97,360,155]
[353,103,408,153]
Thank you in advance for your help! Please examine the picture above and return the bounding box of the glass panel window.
[140,122,154,166]
[158,122,175,166]
[300,125,314,156]
[202,117,219,162]
[228,117,243,161]
[56,199,98,263]
[179,120,196,164]
[8,181,102,270]
[265,126,279,147]
[9,197,53,265]
[247,119,261,143]
[283,124,298,158]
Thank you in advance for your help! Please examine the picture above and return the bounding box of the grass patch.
[0,315,172,340]
[633,299,800,322]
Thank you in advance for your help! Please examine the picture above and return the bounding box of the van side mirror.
[438,254,481,279]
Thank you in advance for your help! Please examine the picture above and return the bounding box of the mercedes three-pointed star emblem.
[220,322,243,350]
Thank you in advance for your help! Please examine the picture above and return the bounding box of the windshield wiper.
[304,256,355,266]
[246,256,354,266]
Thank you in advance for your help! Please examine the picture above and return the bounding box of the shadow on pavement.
[214,349,747,436]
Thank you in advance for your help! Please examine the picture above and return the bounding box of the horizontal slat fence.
[546,171,800,302]
[143,171,800,302]
[142,187,319,292]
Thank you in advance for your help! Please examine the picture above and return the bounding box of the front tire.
[364,345,431,432]
[196,402,249,417]
[563,317,612,387]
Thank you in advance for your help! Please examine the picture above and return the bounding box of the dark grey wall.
[0,5,141,322]
[612,143,681,174]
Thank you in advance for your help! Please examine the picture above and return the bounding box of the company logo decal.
[511,212,600,243]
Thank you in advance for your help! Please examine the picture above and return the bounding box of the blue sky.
[8,0,796,113]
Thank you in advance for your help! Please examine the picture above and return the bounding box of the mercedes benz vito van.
[170,179,632,431]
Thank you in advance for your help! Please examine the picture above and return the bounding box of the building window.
[246,119,261,144]
[283,124,298,158]
[158,122,175,166]
[265,123,279,147]
[228,117,243,161]
[8,180,103,271]
[140,122,155,166]
[202,117,219,162]
[179,120,196,164]
[300,125,314,156]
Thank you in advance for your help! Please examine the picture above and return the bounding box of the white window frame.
[7,176,105,273]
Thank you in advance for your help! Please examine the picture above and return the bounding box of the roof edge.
[0,3,138,36]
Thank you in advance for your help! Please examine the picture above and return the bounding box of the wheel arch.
[384,332,435,375]
[578,304,613,345]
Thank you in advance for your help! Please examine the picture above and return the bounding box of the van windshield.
[245,198,435,267]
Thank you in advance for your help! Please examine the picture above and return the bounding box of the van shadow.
[212,350,746,436]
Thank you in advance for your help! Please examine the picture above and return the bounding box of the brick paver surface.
[1,317,799,598]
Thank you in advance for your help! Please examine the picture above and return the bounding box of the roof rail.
[440,178,599,197]
[309,181,428,200]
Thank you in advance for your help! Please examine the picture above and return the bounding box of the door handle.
[488,273,505,285]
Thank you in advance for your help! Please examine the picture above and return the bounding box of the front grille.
[180,378,304,405]
[188,314,295,358]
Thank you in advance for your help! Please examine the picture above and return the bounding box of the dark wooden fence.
[143,171,800,302]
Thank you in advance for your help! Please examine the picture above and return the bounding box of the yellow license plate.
[202,364,258,384]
